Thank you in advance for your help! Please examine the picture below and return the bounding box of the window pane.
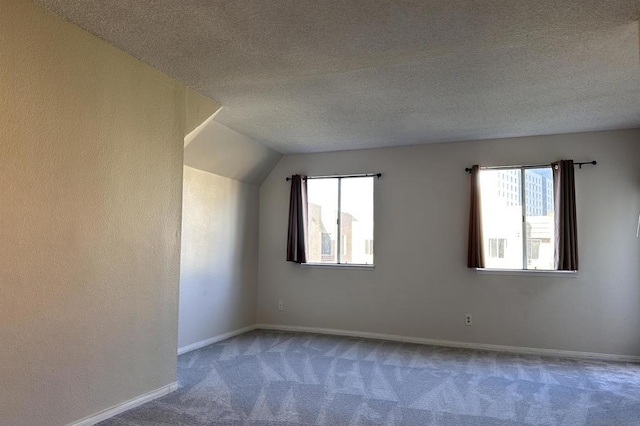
[307,179,338,263]
[525,168,554,270]
[480,170,523,269]
[340,177,374,264]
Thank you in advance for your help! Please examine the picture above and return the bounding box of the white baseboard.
[256,323,640,363]
[67,382,178,426]
[66,326,257,426]
[177,324,257,355]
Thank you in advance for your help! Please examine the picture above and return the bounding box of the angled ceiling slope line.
[184,110,282,186]
[183,93,281,186]
[184,88,222,138]
[184,105,222,148]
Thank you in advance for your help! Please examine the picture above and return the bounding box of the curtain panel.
[286,174,308,263]
[467,165,485,268]
[553,160,579,270]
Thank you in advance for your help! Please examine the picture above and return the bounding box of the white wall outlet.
[465,314,472,326]
[278,300,284,311]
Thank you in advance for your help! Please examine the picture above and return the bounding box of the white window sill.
[302,263,375,270]
[476,268,578,278]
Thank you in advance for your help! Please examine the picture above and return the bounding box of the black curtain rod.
[464,161,596,173]
[286,173,382,181]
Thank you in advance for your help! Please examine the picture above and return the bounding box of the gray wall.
[178,115,280,351]
[178,166,259,350]
[258,129,640,357]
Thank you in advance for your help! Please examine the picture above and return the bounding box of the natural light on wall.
[480,167,555,270]
[307,176,374,265]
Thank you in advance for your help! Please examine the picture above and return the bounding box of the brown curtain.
[553,160,578,270]
[467,165,485,268]
[286,175,308,263]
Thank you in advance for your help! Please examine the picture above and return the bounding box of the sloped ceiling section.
[184,88,222,138]
[184,112,282,186]
[36,0,640,153]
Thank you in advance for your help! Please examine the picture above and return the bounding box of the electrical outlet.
[465,314,472,326]
[278,300,284,311]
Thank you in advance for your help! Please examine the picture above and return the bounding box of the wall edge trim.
[256,323,640,363]
[66,382,179,426]
[177,324,258,355]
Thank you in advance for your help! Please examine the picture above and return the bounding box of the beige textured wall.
[178,167,259,350]
[258,129,640,357]
[0,1,217,424]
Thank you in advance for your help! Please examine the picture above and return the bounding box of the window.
[480,167,554,270]
[527,239,541,261]
[307,176,375,265]
[321,233,332,256]
[341,235,347,258]
[364,239,374,255]
[488,238,506,259]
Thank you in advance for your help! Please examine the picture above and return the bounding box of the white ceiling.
[37,0,640,154]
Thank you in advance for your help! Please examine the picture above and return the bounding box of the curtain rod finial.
[465,168,472,173]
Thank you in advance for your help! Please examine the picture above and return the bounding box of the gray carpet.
[99,330,640,425]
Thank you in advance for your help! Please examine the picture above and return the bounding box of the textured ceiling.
[36,0,640,153]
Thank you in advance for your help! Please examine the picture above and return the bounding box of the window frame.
[305,175,376,267]
[480,166,556,272]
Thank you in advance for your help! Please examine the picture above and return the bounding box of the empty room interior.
[2,0,640,425]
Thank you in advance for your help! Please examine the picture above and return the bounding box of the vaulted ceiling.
[37,0,640,153]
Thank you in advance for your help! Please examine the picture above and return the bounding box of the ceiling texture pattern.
[37,0,640,153]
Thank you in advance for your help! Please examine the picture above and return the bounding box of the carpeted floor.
[100,330,640,425]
